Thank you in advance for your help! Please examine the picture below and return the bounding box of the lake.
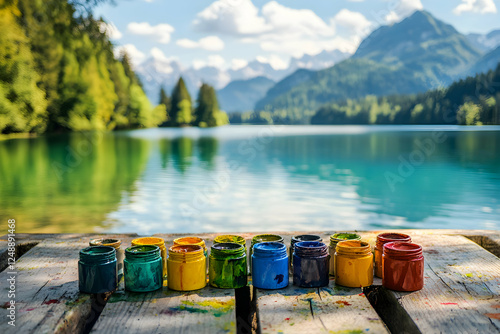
[1,125,499,234]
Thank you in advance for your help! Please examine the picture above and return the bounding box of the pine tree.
[169,77,192,126]
[158,86,170,126]
[194,83,228,127]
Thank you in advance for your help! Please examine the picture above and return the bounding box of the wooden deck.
[0,230,499,334]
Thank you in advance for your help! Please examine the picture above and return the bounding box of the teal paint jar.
[209,243,247,289]
[79,246,117,293]
[124,245,163,292]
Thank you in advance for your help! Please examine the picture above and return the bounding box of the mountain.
[467,30,500,52]
[255,10,483,120]
[135,49,351,108]
[468,45,500,76]
[217,76,275,112]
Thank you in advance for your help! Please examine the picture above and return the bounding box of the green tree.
[158,86,170,126]
[457,102,482,125]
[169,77,192,126]
[194,83,229,127]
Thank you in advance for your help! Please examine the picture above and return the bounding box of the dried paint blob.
[124,245,163,292]
[252,242,289,290]
[167,244,206,291]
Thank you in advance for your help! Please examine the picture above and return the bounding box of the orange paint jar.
[131,237,167,279]
[374,233,411,278]
[167,245,206,291]
[382,242,424,292]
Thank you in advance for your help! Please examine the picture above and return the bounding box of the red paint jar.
[374,233,411,278]
[382,242,424,292]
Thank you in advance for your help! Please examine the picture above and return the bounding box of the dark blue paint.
[251,242,288,289]
[78,246,117,293]
[293,241,330,288]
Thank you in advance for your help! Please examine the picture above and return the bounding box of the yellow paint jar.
[335,240,373,288]
[173,237,208,272]
[132,237,167,279]
[167,245,206,291]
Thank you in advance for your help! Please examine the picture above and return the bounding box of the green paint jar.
[124,245,163,292]
[329,233,361,276]
[79,246,117,294]
[90,238,123,280]
[209,243,247,289]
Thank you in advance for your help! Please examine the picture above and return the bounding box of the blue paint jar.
[289,235,322,274]
[293,241,330,288]
[124,245,163,292]
[79,246,117,293]
[252,242,288,289]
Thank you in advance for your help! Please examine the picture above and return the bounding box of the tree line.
[0,0,228,135]
[157,77,228,127]
[311,62,500,125]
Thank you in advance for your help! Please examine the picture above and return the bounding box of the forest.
[0,0,227,135]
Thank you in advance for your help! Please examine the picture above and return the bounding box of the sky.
[94,0,500,70]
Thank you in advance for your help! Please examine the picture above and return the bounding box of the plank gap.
[465,235,500,258]
[235,285,258,334]
[0,241,38,272]
[363,285,421,334]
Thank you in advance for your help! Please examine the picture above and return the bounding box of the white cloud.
[176,35,225,51]
[384,0,423,24]
[231,58,248,70]
[193,55,226,69]
[256,55,288,70]
[114,44,145,66]
[99,22,122,40]
[332,9,372,35]
[453,0,497,15]
[127,22,174,44]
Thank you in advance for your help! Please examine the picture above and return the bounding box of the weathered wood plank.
[383,233,500,333]
[0,234,135,334]
[255,277,388,334]
[91,284,236,333]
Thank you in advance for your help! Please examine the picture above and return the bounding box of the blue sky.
[94,0,500,70]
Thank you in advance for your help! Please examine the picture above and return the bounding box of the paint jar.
[382,242,424,292]
[209,243,247,289]
[174,237,208,273]
[252,242,289,289]
[290,235,322,274]
[124,245,163,292]
[90,238,124,280]
[167,245,206,291]
[374,233,411,278]
[328,233,361,276]
[293,241,329,288]
[250,234,284,270]
[131,237,167,279]
[78,246,117,293]
[335,240,373,288]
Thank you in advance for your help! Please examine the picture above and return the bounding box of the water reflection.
[1,126,499,233]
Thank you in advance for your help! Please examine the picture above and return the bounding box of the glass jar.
[124,245,163,292]
[374,233,411,278]
[290,235,322,274]
[382,242,424,292]
[293,241,329,288]
[90,238,123,279]
[174,237,208,273]
[209,243,247,289]
[132,237,167,279]
[328,233,361,276]
[252,242,288,289]
[167,245,206,291]
[78,246,117,293]
[335,240,373,288]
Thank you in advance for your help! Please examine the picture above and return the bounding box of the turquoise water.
[1,125,499,233]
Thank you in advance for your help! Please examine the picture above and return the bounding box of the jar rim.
[169,244,203,254]
[214,235,246,245]
[252,234,283,243]
[292,235,322,243]
[126,245,160,255]
[330,233,361,241]
[173,237,206,247]
[132,237,165,247]
[253,241,286,252]
[384,241,422,256]
[81,245,115,255]
[90,238,121,248]
[336,240,370,251]
[377,233,411,244]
